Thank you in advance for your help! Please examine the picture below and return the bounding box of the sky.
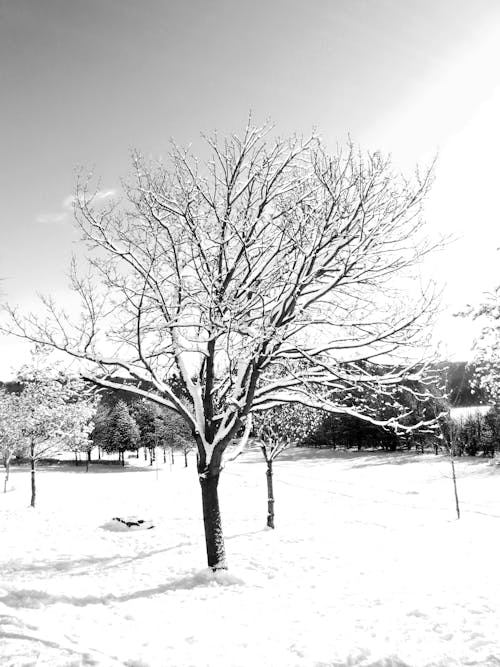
[1,0,500,378]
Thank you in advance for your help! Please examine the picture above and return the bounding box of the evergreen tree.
[101,400,140,465]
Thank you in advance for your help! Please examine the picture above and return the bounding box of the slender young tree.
[2,121,442,568]
[15,364,95,507]
[0,390,23,493]
[64,398,98,470]
[254,403,322,528]
[435,412,461,520]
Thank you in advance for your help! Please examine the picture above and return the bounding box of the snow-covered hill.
[1,448,500,666]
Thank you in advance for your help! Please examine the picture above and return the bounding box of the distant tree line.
[92,390,195,467]
[252,361,498,456]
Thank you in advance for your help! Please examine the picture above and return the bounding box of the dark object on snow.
[112,516,154,529]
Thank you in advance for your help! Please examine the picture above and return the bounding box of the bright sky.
[1,0,500,378]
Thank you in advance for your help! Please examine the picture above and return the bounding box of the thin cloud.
[36,189,116,224]
[35,212,68,224]
[94,189,115,201]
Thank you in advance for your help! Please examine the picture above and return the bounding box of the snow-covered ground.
[1,447,500,667]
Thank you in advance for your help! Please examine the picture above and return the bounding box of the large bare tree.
[2,122,441,569]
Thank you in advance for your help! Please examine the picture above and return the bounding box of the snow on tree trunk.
[266,459,275,529]
[199,472,227,570]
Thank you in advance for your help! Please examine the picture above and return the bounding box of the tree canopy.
[2,122,442,567]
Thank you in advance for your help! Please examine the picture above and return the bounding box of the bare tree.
[2,121,442,568]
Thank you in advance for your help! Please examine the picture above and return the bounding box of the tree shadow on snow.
[0,630,100,665]
[0,568,244,610]
[238,447,434,468]
[3,541,196,577]
[9,461,159,475]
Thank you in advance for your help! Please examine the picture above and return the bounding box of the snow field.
[1,448,500,666]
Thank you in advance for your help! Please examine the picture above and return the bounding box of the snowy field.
[1,448,500,667]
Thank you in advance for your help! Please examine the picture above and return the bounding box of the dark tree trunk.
[74,451,78,465]
[144,447,148,461]
[163,448,166,464]
[121,450,125,467]
[170,448,175,465]
[98,445,101,460]
[184,449,188,467]
[266,459,275,529]
[30,442,36,508]
[87,450,91,463]
[199,472,227,570]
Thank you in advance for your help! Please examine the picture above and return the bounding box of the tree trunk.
[266,459,275,529]
[184,449,188,467]
[451,456,460,520]
[3,458,10,493]
[30,442,36,508]
[144,447,148,461]
[87,450,91,463]
[74,451,78,465]
[199,472,227,570]
[170,448,174,465]
[121,450,125,467]
[163,448,166,464]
